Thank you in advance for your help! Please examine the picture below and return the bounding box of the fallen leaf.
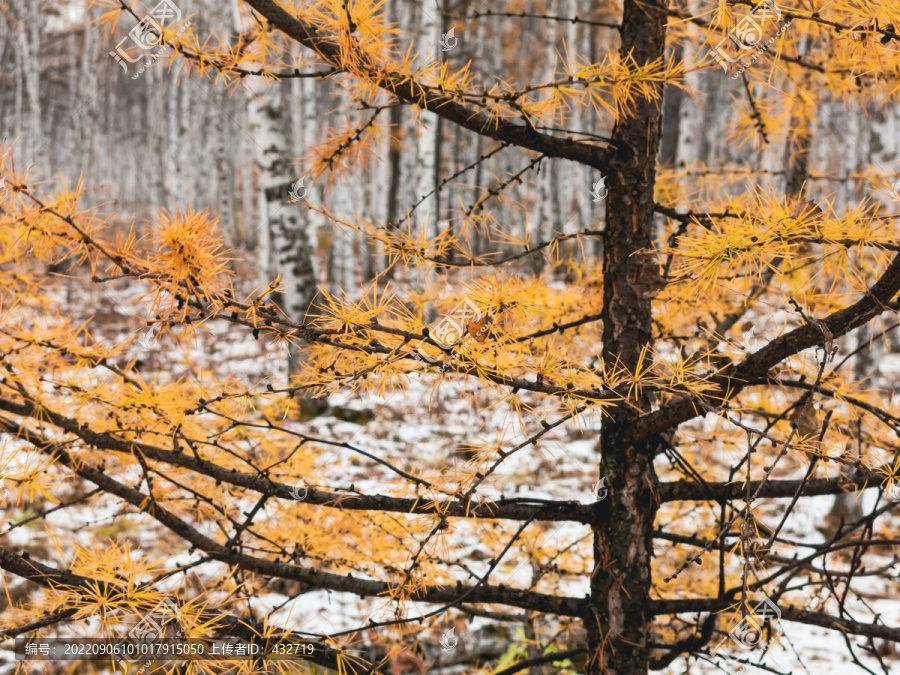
[466,316,489,342]
[791,199,825,221]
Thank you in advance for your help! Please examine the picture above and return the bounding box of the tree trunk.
[214,89,237,255]
[16,2,43,170]
[589,0,667,672]
[383,102,403,278]
[246,77,317,322]
[528,5,561,276]
[416,0,439,239]
[827,325,869,532]
[782,78,813,198]
[165,77,184,205]
[245,66,322,417]
[658,43,684,168]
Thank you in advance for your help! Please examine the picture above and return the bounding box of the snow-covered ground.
[2,277,898,675]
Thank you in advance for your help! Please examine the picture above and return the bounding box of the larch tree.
[1,0,900,674]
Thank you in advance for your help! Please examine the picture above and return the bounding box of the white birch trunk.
[245,62,318,384]
[579,0,597,258]
[16,3,43,169]
[528,8,561,274]
[563,0,581,241]
[166,78,183,204]
[300,75,325,285]
[414,0,439,239]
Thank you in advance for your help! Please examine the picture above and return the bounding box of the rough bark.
[589,0,668,672]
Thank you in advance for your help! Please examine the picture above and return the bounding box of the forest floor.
[14,264,898,675]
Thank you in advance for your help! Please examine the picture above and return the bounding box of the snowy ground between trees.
[2,277,898,675]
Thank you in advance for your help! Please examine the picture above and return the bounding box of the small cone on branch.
[790,199,825,222]
[630,259,668,299]
[789,402,819,437]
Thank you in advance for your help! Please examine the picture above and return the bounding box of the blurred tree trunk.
[383,102,403,278]
[247,79,317,316]
[416,0,439,239]
[782,79,813,199]
[826,95,887,532]
[246,66,324,416]
[658,43,684,168]
[527,5,561,276]
[830,326,870,526]
[16,2,44,169]
[214,91,237,254]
